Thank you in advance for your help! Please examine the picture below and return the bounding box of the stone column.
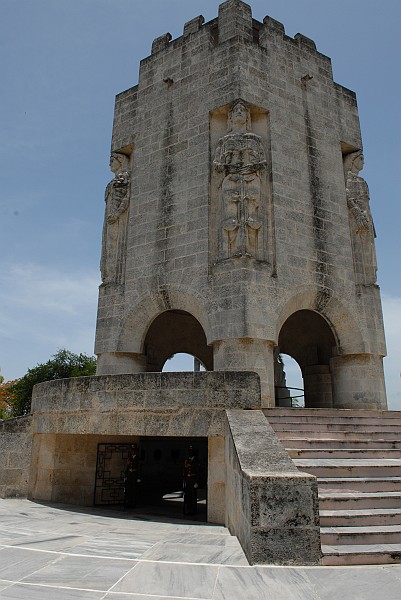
[330,354,387,410]
[213,338,274,407]
[207,436,225,524]
[303,365,333,408]
[96,352,146,375]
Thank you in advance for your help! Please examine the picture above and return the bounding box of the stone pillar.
[213,338,275,407]
[303,365,333,408]
[207,436,225,524]
[331,354,387,410]
[96,352,146,375]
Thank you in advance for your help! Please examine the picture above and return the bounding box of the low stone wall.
[32,372,260,437]
[0,416,33,498]
[225,409,321,565]
[30,372,260,521]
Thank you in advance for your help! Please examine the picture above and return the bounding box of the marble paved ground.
[1,499,401,599]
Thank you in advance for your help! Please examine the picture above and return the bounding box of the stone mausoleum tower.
[3,0,393,567]
[95,0,387,410]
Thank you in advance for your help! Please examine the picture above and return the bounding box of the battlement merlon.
[110,0,364,154]
[145,1,333,75]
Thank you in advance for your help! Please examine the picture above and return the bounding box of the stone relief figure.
[100,152,131,284]
[344,151,377,285]
[213,100,267,259]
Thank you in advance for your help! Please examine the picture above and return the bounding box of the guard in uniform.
[183,445,200,515]
[124,444,141,509]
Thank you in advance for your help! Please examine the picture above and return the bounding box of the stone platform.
[1,499,401,599]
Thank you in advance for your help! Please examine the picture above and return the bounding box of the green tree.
[3,349,97,418]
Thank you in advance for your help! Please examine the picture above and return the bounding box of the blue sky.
[1,1,400,408]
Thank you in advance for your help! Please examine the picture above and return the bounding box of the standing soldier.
[183,445,200,515]
[124,444,141,509]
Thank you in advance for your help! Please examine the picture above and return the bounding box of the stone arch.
[277,309,337,408]
[275,289,366,355]
[144,310,213,372]
[117,287,213,355]
[274,290,367,408]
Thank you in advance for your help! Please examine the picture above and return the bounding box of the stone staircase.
[264,408,401,566]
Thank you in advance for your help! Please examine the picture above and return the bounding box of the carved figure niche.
[210,100,272,263]
[100,150,132,285]
[343,151,377,285]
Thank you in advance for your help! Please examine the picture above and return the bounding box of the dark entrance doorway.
[94,437,208,521]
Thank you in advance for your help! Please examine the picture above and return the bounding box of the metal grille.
[94,443,132,505]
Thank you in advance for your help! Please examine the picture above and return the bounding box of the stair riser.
[317,479,401,493]
[267,416,401,426]
[271,423,401,433]
[321,553,401,566]
[283,439,401,449]
[321,532,401,545]
[320,514,401,527]
[277,431,401,441]
[319,497,401,510]
[265,409,401,419]
[290,449,401,459]
[297,466,401,478]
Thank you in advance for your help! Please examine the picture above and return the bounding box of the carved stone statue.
[100,152,131,284]
[213,101,267,259]
[344,151,377,285]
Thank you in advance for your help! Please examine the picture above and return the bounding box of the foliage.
[0,376,17,418]
[1,349,97,418]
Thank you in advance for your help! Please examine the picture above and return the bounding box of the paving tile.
[304,565,401,600]
[0,547,58,581]
[23,554,135,591]
[0,582,104,599]
[213,566,318,600]
[111,561,218,598]
[139,541,248,565]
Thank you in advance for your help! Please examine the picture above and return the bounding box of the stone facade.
[95,0,387,410]
[0,416,32,498]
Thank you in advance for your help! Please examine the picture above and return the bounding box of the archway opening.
[144,310,213,372]
[277,309,337,408]
[162,353,207,372]
[274,353,304,407]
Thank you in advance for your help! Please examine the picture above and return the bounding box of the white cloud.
[0,262,99,379]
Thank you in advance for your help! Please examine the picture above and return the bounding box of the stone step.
[321,543,401,566]
[283,438,401,450]
[271,421,401,433]
[319,508,401,527]
[277,430,401,441]
[266,413,401,425]
[317,477,401,493]
[267,408,401,565]
[294,459,401,478]
[289,448,401,459]
[265,408,401,420]
[318,490,401,510]
[321,525,401,545]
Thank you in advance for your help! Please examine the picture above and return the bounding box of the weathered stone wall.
[0,416,33,498]
[30,371,260,521]
[95,0,387,410]
[29,433,138,506]
[225,409,321,565]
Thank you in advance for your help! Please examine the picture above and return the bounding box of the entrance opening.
[144,310,213,372]
[277,309,337,408]
[94,437,208,521]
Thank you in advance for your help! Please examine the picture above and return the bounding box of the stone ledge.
[31,372,261,437]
